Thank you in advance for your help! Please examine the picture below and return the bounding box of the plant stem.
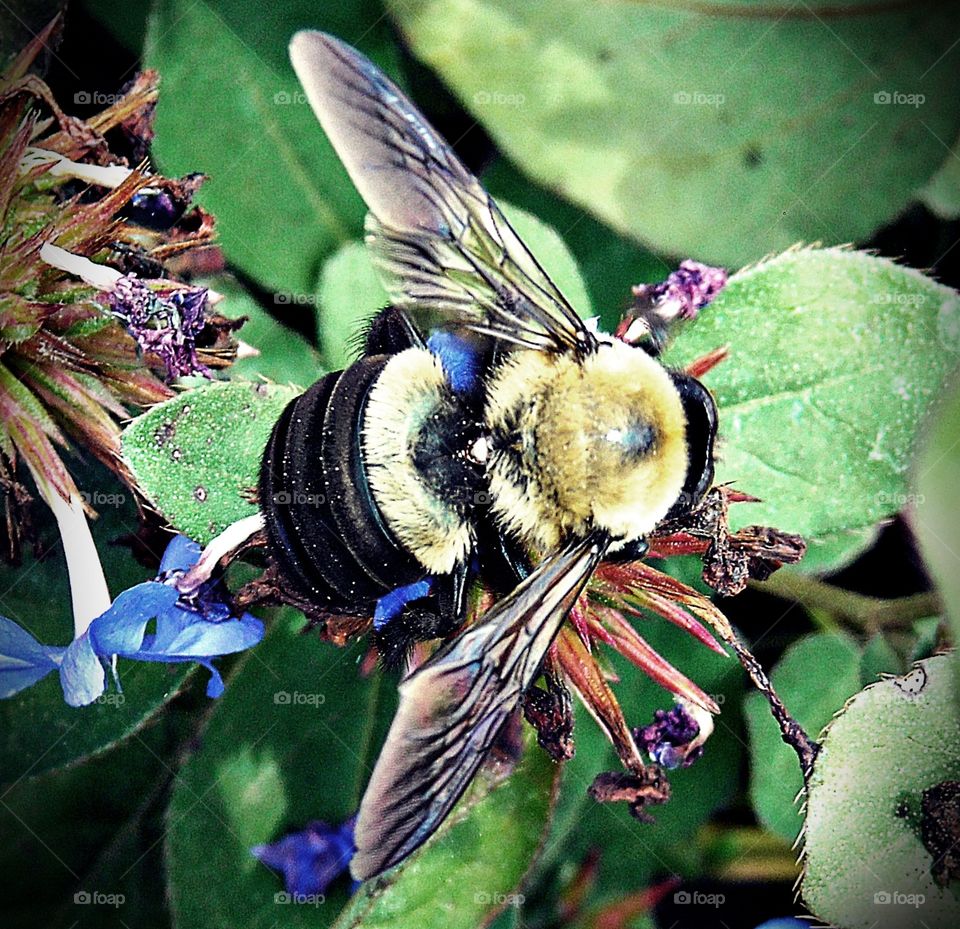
[35,480,110,635]
[752,572,941,634]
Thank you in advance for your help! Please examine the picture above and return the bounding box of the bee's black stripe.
[321,356,425,589]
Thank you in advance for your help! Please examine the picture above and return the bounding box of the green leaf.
[336,728,556,929]
[144,0,402,294]
[802,654,960,928]
[860,633,904,686]
[914,376,960,651]
[744,632,862,843]
[664,247,960,572]
[210,276,322,387]
[121,381,296,545]
[167,609,393,929]
[166,609,557,929]
[794,526,881,577]
[315,201,593,370]
[388,0,960,266]
[316,242,389,373]
[0,462,191,782]
[919,135,960,220]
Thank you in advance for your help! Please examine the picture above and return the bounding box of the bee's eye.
[603,421,657,459]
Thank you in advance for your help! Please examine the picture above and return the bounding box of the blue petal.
[159,535,202,574]
[0,615,62,698]
[140,612,264,660]
[87,582,180,656]
[199,660,225,698]
[252,817,355,898]
[59,632,105,707]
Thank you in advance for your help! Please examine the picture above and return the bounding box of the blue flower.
[252,816,356,898]
[0,535,263,706]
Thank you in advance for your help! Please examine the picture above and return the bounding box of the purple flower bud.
[634,701,711,770]
[618,260,727,348]
[632,260,728,321]
[105,275,211,380]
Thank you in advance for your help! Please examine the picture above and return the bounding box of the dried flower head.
[0,19,236,554]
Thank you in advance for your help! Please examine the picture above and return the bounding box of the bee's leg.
[434,559,471,635]
[477,522,533,592]
[523,660,575,761]
[605,537,650,563]
[371,561,472,669]
[373,578,434,631]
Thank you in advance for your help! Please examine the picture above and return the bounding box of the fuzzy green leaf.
[388,0,960,266]
[802,654,960,928]
[915,376,960,650]
[744,632,862,843]
[664,247,960,573]
[121,381,296,545]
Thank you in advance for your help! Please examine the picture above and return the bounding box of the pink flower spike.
[593,606,720,714]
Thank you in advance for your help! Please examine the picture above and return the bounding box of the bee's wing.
[350,531,609,881]
[289,31,595,356]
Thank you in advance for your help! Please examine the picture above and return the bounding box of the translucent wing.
[350,531,609,881]
[289,30,595,355]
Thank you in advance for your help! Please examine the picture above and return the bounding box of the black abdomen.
[259,356,425,611]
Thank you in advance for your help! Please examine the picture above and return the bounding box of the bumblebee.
[259,32,718,881]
